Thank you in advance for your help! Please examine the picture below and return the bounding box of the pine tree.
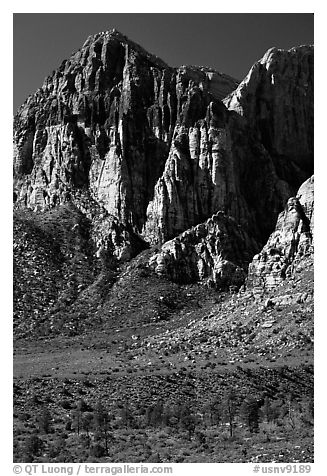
[240,397,261,433]
[37,407,52,434]
[94,401,112,454]
[207,397,222,426]
[299,397,314,427]
[72,409,82,435]
[120,401,134,428]
[145,401,164,427]
[261,396,272,423]
[81,412,94,446]
[179,405,196,439]
[222,391,237,438]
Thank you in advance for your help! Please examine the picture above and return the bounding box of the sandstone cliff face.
[13,32,313,289]
[13,30,238,232]
[149,211,258,288]
[143,105,294,246]
[143,46,313,246]
[224,46,313,177]
[247,175,314,290]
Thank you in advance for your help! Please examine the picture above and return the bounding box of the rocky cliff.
[149,212,258,288]
[144,45,313,245]
[247,175,314,290]
[13,30,238,228]
[13,30,314,290]
[224,45,313,178]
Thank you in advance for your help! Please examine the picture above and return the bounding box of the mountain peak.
[13,29,314,464]
[82,28,136,48]
[14,36,313,286]
[79,28,170,70]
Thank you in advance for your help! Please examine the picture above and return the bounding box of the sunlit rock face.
[13,31,313,288]
[13,30,238,229]
[148,211,259,288]
[247,176,314,290]
[144,46,313,246]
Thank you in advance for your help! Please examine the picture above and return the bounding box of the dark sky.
[13,13,314,112]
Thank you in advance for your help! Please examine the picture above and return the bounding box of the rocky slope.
[137,177,313,364]
[13,32,314,467]
[13,31,314,324]
[13,176,314,339]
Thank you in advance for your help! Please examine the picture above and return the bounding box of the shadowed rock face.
[247,175,314,290]
[13,31,313,288]
[224,46,314,177]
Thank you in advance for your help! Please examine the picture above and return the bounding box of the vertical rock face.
[143,46,313,246]
[14,30,174,226]
[143,105,293,246]
[247,176,314,290]
[13,31,313,289]
[13,30,238,233]
[224,46,314,177]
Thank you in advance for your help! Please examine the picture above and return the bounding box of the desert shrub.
[156,429,170,439]
[61,387,71,396]
[90,443,105,458]
[48,435,66,458]
[60,399,72,410]
[29,393,41,405]
[18,412,31,422]
[13,439,21,460]
[175,455,185,462]
[298,397,314,427]
[258,421,279,442]
[194,430,207,445]
[145,401,164,427]
[24,434,44,459]
[82,379,95,388]
[79,433,91,448]
[147,452,162,463]
[65,420,72,431]
[261,398,285,423]
[76,398,91,412]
